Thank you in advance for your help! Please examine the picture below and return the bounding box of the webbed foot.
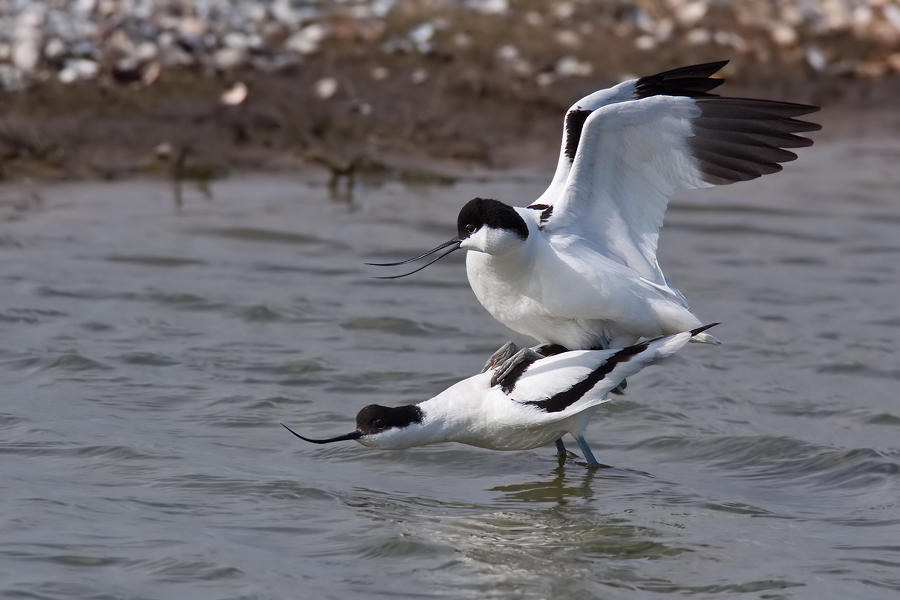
[491,346,544,388]
[481,341,520,374]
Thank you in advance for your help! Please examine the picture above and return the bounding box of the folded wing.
[510,330,695,415]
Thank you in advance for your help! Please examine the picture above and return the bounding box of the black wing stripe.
[499,344,568,394]
[564,109,592,162]
[521,342,650,414]
[499,354,541,394]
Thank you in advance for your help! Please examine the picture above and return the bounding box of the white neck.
[359,375,490,450]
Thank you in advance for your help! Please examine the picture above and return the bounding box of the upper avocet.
[369,61,819,372]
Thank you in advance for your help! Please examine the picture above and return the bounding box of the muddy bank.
[0,0,899,183]
[2,66,898,186]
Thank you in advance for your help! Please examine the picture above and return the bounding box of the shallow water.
[0,133,898,599]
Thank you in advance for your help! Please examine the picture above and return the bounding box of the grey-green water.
[0,134,898,599]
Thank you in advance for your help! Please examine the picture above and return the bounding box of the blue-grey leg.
[555,438,567,458]
[575,435,600,468]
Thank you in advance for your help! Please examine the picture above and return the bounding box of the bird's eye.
[466,224,476,233]
[374,419,385,429]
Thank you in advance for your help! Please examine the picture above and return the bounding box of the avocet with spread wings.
[370,62,819,365]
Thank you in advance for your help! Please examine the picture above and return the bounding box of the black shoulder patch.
[525,204,554,227]
[564,109,592,162]
[522,342,650,413]
[356,404,423,435]
[540,205,553,224]
[635,60,727,99]
[499,344,569,394]
[499,355,540,394]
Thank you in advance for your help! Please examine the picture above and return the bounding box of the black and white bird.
[369,61,819,377]
[283,325,715,467]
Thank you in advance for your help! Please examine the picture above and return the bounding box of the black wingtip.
[690,323,721,337]
[635,61,731,100]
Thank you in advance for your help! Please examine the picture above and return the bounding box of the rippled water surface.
[1,134,899,599]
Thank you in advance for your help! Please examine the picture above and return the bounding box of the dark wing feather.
[635,60,728,99]
[690,98,822,185]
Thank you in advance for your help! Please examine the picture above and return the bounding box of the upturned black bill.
[282,423,362,444]
[366,238,462,279]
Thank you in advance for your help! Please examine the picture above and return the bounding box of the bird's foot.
[491,347,544,388]
[488,343,572,389]
[575,436,602,468]
[610,378,627,395]
[481,341,520,374]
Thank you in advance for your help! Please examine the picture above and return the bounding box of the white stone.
[686,28,711,45]
[771,23,798,47]
[466,0,508,16]
[214,47,246,70]
[677,1,708,27]
[286,24,327,55]
[635,35,656,50]
[555,56,592,78]
[555,30,581,48]
[58,58,99,84]
[496,45,519,62]
[535,72,555,87]
[524,11,543,26]
[805,46,827,71]
[314,77,338,99]
[221,81,249,106]
[885,6,900,31]
[553,2,575,20]
[453,32,473,49]
[135,41,158,62]
[408,23,435,45]
[44,37,67,60]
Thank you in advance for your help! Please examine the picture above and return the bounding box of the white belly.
[465,248,701,349]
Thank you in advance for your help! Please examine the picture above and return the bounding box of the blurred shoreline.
[0,0,898,183]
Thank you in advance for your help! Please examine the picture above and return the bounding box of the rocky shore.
[0,0,897,183]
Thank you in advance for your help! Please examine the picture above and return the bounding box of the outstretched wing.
[509,328,700,416]
[534,62,821,286]
[533,61,729,210]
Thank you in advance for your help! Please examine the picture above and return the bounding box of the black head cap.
[457,198,529,241]
[356,404,424,435]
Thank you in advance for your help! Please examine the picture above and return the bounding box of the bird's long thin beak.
[282,423,362,444]
[366,238,462,279]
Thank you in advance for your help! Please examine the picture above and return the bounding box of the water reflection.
[490,462,602,505]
